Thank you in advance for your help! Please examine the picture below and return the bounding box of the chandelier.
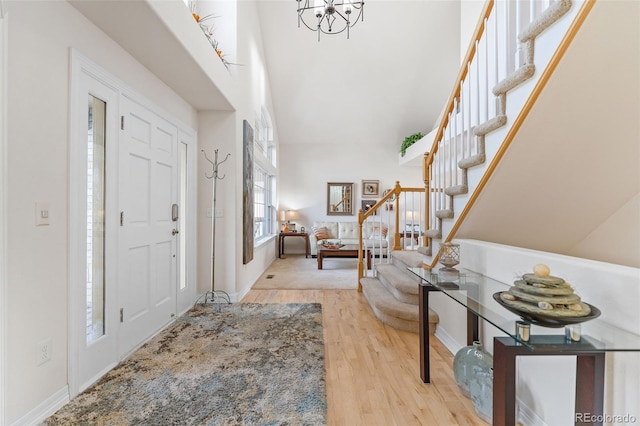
[296,0,365,41]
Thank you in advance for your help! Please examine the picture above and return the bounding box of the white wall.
[568,193,640,267]
[433,239,640,426]
[460,0,486,63]
[197,111,237,297]
[0,1,7,423]
[233,0,280,299]
[194,0,280,302]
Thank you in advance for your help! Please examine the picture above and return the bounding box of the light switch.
[35,202,50,226]
[215,208,223,218]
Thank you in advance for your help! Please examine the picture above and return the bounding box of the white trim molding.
[0,2,8,424]
[9,386,69,426]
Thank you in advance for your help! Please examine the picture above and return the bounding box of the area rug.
[252,255,358,290]
[46,303,326,425]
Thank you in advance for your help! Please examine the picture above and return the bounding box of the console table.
[278,232,310,258]
[407,267,640,426]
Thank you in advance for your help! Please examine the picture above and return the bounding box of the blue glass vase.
[453,341,493,398]
[470,367,493,424]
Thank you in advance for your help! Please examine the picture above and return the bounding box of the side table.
[278,232,310,258]
[407,267,640,426]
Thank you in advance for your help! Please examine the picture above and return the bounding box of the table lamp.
[284,210,298,232]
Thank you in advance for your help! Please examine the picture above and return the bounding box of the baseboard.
[434,326,462,355]
[78,362,117,395]
[10,386,68,426]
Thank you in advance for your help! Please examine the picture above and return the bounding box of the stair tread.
[473,115,507,137]
[445,184,468,196]
[493,64,536,96]
[376,263,421,296]
[390,250,423,268]
[425,229,442,238]
[361,278,438,323]
[458,153,487,169]
[435,209,454,219]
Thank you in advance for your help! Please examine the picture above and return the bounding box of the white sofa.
[310,221,390,256]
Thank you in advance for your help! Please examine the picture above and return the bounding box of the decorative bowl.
[492,292,601,328]
[321,243,344,250]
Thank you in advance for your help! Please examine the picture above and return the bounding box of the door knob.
[172,229,179,236]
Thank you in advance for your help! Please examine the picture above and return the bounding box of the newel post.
[357,209,364,291]
[423,153,430,248]
[393,181,401,250]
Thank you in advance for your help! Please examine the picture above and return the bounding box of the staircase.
[361,250,438,334]
[424,0,589,263]
[358,0,593,333]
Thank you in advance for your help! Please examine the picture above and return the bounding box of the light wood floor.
[242,289,486,426]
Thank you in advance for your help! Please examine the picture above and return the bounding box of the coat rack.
[200,148,231,305]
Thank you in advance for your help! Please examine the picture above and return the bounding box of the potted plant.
[400,132,424,157]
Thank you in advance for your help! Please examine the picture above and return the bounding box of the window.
[253,107,276,245]
[86,94,106,344]
[253,164,275,242]
[255,109,276,167]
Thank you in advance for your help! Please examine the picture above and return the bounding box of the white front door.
[70,52,193,396]
[118,95,178,356]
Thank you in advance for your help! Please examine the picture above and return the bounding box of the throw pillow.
[369,226,388,239]
[313,226,330,240]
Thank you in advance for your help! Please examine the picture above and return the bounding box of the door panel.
[73,67,120,394]
[127,245,150,319]
[119,96,178,357]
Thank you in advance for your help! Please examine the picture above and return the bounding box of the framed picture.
[361,200,378,215]
[242,120,254,265]
[362,180,380,197]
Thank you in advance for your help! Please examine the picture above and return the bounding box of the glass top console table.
[407,267,640,426]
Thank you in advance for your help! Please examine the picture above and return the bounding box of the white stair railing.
[425,0,571,251]
[358,183,427,279]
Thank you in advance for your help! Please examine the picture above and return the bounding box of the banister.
[428,0,596,270]
[425,0,495,166]
[357,181,427,287]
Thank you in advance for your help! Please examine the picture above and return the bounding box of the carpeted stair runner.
[361,250,438,334]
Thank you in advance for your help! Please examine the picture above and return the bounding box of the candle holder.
[515,320,531,342]
[565,324,581,342]
[438,242,460,271]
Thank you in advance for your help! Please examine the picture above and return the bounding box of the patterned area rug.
[46,303,326,425]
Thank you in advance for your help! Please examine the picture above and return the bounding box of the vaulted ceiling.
[256,1,463,149]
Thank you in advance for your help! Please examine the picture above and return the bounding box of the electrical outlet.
[37,338,52,365]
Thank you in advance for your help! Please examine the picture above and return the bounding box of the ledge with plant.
[400,132,425,157]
